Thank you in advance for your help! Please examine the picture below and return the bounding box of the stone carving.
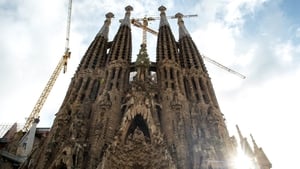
[98,92,112,109]
[170,92,182,110]
[98,128,176,169]
[207,106,223,124]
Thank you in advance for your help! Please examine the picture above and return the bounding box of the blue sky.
[0,0,299,168]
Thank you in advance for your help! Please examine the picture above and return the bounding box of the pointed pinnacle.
[105,12,114,19]
[250,133,259,149]
[175,12,184,19]
[175,13,184,23]
[125,5,133,12]
[158,6,167,13]
[236,125,243,138]
[121,6,133,27]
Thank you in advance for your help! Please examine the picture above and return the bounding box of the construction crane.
[202,55,246,79]
[130,15,246,79]
[22,0,73,132]
[131,18,158,45]
[130,14,197,45]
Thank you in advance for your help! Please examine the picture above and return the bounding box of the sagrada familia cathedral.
[3,5,271,169]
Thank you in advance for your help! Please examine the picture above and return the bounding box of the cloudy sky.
[0,0,299,168]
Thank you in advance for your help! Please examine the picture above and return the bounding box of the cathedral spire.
[175,13,191,39]
[96,12,114,39]
[107,5,133,63]
[236,125,254,158]
[121,5,133,27]
[158,6,169,27]
[176,12,206,71]
[250,134,272,169]
[77,12,113,70]
[156,5,180,64]
[236,124,244,141]
[250,134,259,150]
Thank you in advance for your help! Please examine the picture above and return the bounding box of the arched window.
[125,115,150,143]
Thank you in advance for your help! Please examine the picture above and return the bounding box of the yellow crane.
[22,0,73,132]
[130,14,246,79]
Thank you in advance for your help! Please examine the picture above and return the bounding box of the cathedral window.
[171,82,175,90]
[76,78,83,91]
[80,94,85,102]
[108,82,113,90]
[116,82,119,89]
[89,79,100,101]
[87,109,92,119]
[125,115,151,143]
[54,163,68,169]
[184,77,190,98]
[199,77,205,91]
[156,105,162,125]
[133,164,144,169]
[83,77,91,90]
[111,68,116,80]
[170,67,174,80]
[117,68,122,79]
[164,67,168,79]
[92,49,99,69]
[192,77,197,91]
[84,54,92,69]
[195,93,200,101]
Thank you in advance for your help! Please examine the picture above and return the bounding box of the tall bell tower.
[19,5,270,169]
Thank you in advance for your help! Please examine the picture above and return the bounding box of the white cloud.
[224,0,268,25]
[275,41,294,63]
[193,22,236,65]
[296,27,300,38]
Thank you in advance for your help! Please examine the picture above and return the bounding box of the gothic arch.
[125,114,151,143]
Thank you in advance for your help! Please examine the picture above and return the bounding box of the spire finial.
[125,5,133,13]
[236,125,243,140]
[250,134,259,149]
[97,12,114,38]
[158,6,169,27]
[105,12,114,19]
[175,12,184,24]
[175,12,191,39]
[121,6,133,27]
[158,6,167,13]
[175,12,184,20]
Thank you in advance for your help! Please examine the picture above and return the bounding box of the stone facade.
[17,5,267,169]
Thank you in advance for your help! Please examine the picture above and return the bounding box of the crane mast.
[63,0,72,73]
[22,0,72,131]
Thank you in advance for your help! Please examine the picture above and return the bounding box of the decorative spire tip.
[158,6,167,12]
[175,12,184,18]
[125,5,133,12]
[105,12,114,19]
